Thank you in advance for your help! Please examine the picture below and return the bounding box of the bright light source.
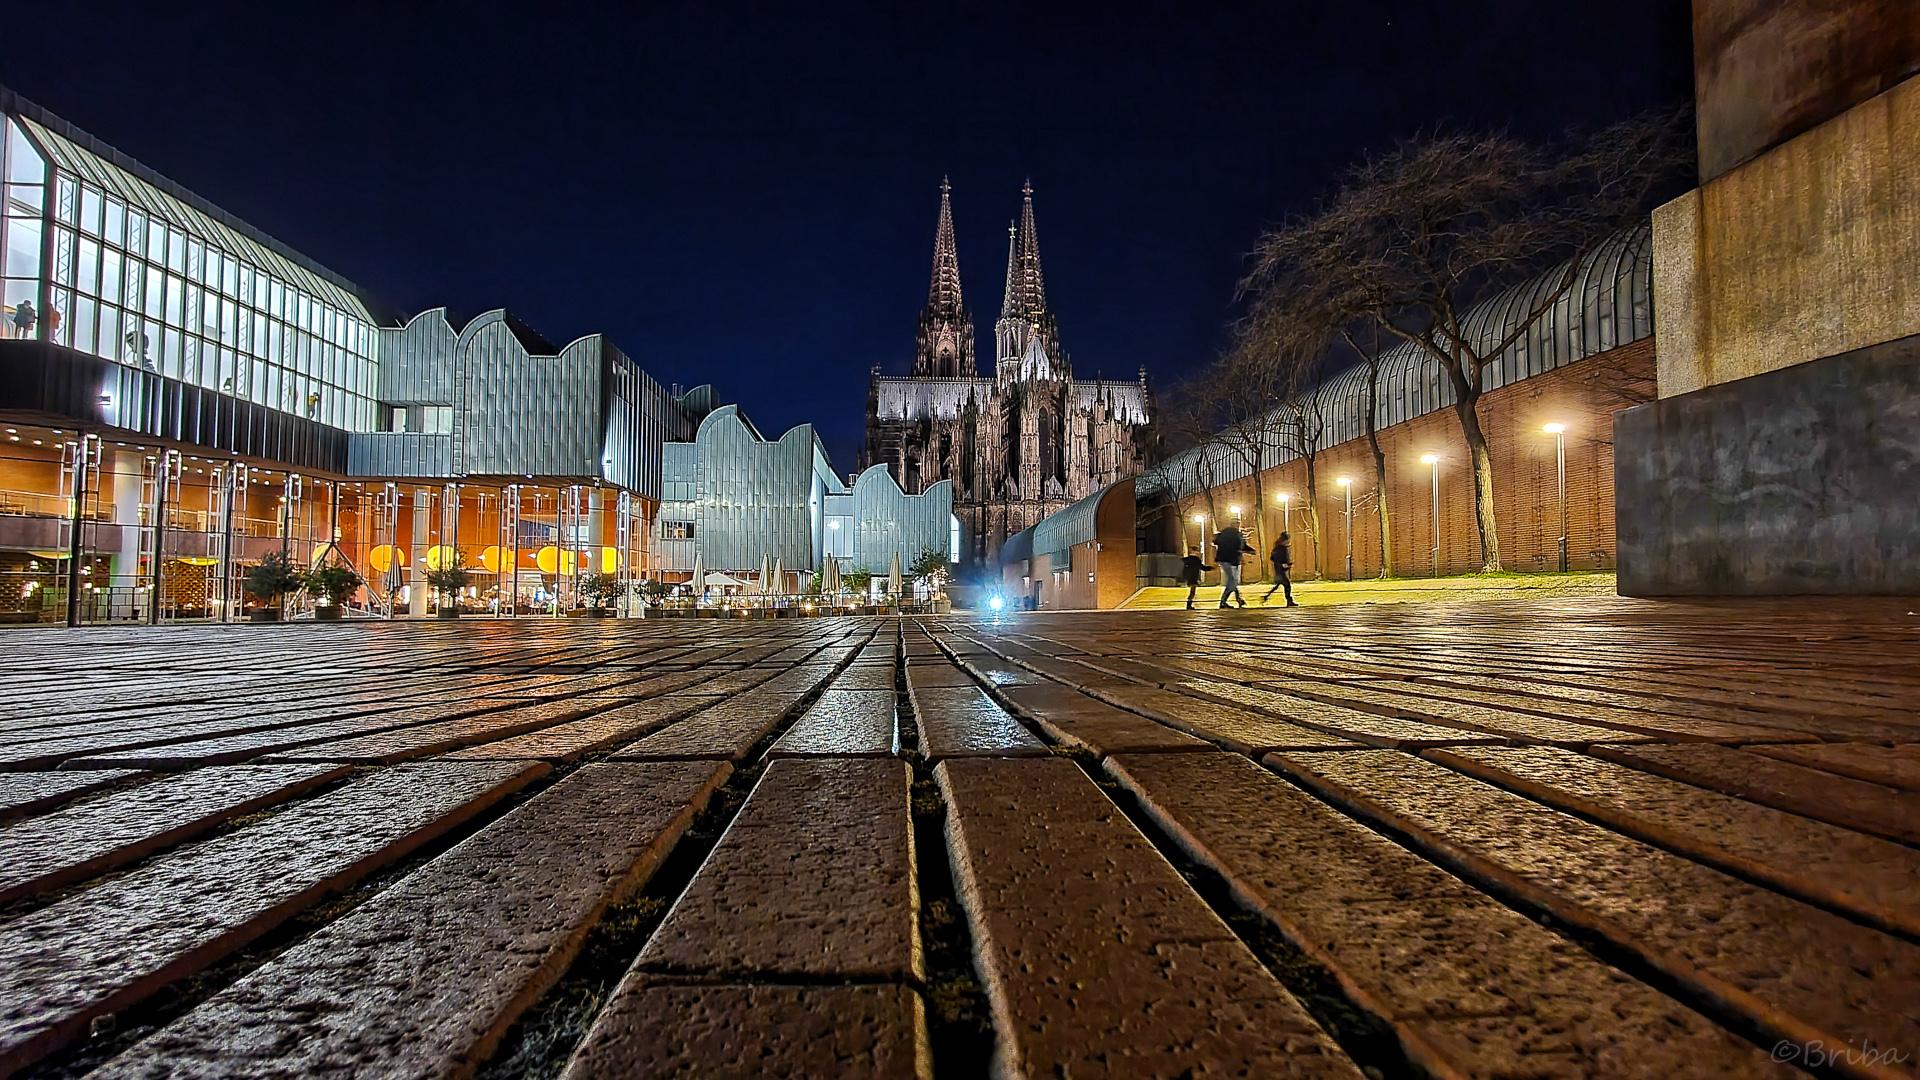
[989,596,1006,612]
[1543,423,1565,434]
[1337,477,1351,487]
[1420,454,1438,465]
[1229,505,1241,515]
[1277,493,1289,503]
[1191,514,1204,523]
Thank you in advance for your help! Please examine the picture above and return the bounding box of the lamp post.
[1190,512,1206,556]
[1543,423,1567,572]
[1277,492,1290,534]
[1420,454,1440,577]
[1337,477,1353,581]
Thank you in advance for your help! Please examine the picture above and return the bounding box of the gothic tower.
[912,179,975,379]
[995,181,1066,383]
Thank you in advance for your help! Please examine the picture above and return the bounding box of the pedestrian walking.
[1179,552,1214,610]
[1213,521,1248,608]
[1263,532,1298,606]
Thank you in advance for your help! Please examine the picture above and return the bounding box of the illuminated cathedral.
[860,181,1153,563]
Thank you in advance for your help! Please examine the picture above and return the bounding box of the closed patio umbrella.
[773,557,785,597]
[889,551,903,604]
[689,550,704,603]
[822,558,840,598]
[759,554,773,597]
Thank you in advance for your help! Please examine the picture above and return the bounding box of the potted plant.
[579,572,622,616]
[305,562,364,621]
[424,551,473,619]
[243,551,304,622]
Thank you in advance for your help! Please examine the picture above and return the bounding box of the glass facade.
[3,115,380,432]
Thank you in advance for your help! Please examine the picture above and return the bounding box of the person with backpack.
[1178,551,1214,610]
[1263,531,1298,606]
[1213,521,1248,608]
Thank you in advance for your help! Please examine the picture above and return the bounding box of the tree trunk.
[1301,451,1324,578]
[1451,389,1502,571]
[1364,359,1394,577]
[1249,457,1268,582]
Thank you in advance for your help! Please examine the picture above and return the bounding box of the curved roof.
[1030,478,1130,565]
[1141,223,1652,497]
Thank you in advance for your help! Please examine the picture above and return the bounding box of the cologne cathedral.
[861,181,1154,563]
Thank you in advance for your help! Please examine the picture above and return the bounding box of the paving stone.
[0,704,412,771]
[935,755,1362,1079]
[1429,746,1920,940]
[1417,673,1857,741]
[0,769,143,824]
[906,686,1049,759]
[444,696,725,761]
[1268,681,1659,747]
[0,761,544,1075]
[901,663,977,691]
[954,656,1050,688]
[563,981,929,1080]
[1107,752,1793,1080]
[257,699,601,763]
[0,763,347,904]
[769,689,899,757]
[89,761,727,1080]
[1080,684,1363,753]
[612,689,812,760]
[995,682,1211,756]
[641,758,918,979]
[1173,680,1506,749]
[1591,743,1920,845]
[63,700,522,768]
[1749,742,1920,792]
[831,663,898,691]
[1267,748,1920,1068]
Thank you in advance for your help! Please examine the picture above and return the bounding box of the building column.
[409,486,431,615]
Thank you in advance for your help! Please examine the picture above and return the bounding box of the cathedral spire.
[996,181,1065,381]
[912,178,975,379]
[927,177,963,317]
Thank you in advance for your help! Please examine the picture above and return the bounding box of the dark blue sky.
[1,2,1690,470]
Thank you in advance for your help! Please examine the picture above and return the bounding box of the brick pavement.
[0,596,1913,1079]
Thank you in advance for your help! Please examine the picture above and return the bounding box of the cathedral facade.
[861,182,1153,564]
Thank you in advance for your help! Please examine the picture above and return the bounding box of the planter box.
[248,608,281,623]
[313,605,343,622]
[437,609,461,620]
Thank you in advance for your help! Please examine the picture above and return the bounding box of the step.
[935,755,1362,1079]
[0,760,544,1076]
[1107,751,1793,1080]
[87,761,727,1080]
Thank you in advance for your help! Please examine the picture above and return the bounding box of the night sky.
[1,2,1690,471]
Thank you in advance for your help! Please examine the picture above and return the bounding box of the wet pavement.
[0,595,1915,1079]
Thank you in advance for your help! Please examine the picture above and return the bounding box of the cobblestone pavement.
[0,596,1915,1079]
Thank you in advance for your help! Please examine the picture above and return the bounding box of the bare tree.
[1244,111,1691,570]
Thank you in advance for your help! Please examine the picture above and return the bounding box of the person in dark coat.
[1179,552,1214,610]
[1213,523,1248,608]
[1264,532,1297,606]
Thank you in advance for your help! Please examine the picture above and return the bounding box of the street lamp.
[1277,492,1291,534]
[1337,477,1354,581]
[1190,512,1206,555]
[1543,423,1567,572]
[1419,455,1440,577]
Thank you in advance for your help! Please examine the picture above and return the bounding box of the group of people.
[1178,521,1297,610]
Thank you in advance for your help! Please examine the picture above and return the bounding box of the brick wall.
[1177,339,1656,580]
